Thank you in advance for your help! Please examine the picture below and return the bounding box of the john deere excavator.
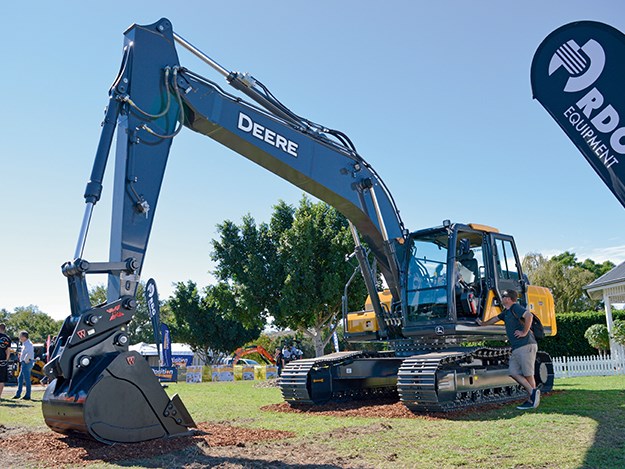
[43,19,556,444]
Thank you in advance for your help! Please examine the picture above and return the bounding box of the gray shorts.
[509,343,538,377]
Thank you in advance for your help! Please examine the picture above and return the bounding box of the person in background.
[13,331,34,400]
[282,344,292,364]
[0,324,11,400]
[274,347,284,376]
[290,344,303,360]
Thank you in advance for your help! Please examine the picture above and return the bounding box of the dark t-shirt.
[497,303,537,350]
[0,332,10,361]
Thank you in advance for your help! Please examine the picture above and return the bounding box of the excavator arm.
[43,18,406,443]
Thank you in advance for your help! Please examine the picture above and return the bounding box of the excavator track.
[280,351,397,404]
[398,348,553,412]
[279,358,318,403]
[280,348,554,412]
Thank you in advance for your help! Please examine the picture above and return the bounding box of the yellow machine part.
[482,286,556,336]
[364,289,393,312]
[346,289,394,333]
[526,285,557,336]
[347,311,379,333]
[482,289,503,323]
[468,223,500,233]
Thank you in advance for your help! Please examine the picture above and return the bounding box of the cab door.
[491,235,525,301]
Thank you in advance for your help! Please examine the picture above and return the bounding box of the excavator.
[42,18,556,444]
[231,345,276,366]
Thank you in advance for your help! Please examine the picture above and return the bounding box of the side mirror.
[519,274,530,292]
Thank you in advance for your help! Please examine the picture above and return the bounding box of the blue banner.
[145,278,162,361]
[161,323,172,367]
[532,21,625,209]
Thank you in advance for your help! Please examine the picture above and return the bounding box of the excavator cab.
[401,223,490,335]
[346,222,556,341]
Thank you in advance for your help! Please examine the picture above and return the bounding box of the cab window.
[495,238,519,281]
[406,235,448,322]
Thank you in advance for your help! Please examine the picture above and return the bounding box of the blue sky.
[2,1,625,320]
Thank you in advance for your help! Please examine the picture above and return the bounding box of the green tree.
[88,283,171,345]
[2,305,62,342]
[169,281,261,363]
[579,258,615,278]
[212,197,367,357]
[212,201,294,329]
[584,323,610,353]
[522,252,601,312]
[551,251,577,268]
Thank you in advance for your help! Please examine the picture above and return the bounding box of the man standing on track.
[476,289,540,410]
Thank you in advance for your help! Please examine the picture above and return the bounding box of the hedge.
[539,310,625,358]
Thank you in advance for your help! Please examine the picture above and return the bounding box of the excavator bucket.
[42,350,195,444]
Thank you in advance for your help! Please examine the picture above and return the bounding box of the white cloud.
[576,245,625,265]
[521,245,625,265]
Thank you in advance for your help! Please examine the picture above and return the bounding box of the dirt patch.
[262,399,419,419]
[183,440,372,468]
[0,423,30,438]
[0,423,295,467]
[325,422,394,439]
[261,395,546,420]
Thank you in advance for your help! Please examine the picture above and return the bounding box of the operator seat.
[456,242,481,317]
[457,250,479,284]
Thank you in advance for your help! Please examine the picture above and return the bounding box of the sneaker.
[517,400,534,410]
[20,396,31,401]
[11,395,19,399]
[531,388,541,408]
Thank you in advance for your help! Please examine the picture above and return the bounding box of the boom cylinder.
[348,222,388,339]
[173,32,230,78]
[74,202,94,260]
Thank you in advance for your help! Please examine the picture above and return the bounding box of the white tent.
[129,342,194,356]
[129,342,199,366]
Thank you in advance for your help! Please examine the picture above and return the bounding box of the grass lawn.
[1,376,624,468]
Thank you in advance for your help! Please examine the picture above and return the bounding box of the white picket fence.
[553,354,625,378]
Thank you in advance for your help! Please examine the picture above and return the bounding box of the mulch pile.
[0,423,294,467]
[261,395,538,419]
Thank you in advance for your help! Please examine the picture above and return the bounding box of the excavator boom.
[43,18,405,443]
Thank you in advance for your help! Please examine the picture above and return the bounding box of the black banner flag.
[532,21,625,209]
[145,278,162,363]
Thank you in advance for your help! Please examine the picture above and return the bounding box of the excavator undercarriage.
[280,348,554,412]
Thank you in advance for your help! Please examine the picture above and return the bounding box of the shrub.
[612,319,625,346]
[538,310,625,357]
[584,324,610,353]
